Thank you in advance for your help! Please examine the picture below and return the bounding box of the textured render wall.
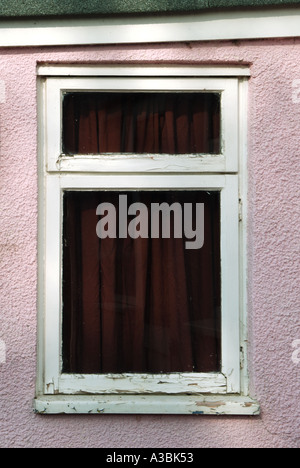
[0,39,299,448]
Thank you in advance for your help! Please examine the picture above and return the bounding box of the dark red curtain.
[63,92,220,155]
[62,191,221,374]
[62,92,221,374]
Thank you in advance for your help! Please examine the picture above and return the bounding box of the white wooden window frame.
[35,66,260,415]
[45,74,238,174]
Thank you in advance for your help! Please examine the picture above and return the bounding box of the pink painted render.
[0,39,299,448]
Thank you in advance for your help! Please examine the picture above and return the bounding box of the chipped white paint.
[292,79,300,104]
[0,339,6,364]
[0,80,6,103]
[58,372,227,395]
[33,395,260,415]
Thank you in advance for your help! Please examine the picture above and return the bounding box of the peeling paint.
[243,402,254,408]
[196,401,224,408]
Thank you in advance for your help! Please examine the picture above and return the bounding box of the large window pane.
[62,190,221,374]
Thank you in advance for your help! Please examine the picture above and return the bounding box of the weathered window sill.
[34,394,260,416]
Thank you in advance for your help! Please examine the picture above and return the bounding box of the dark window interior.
[62,92,220,155]
[62,190,221,375]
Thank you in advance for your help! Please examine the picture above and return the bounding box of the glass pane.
[62,190,221,374]
[62,92,220,155]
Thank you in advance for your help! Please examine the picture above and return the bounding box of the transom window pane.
[62,92,220,155]
[62,190,221,375]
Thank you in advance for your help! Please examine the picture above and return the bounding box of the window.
[35,66,258,415]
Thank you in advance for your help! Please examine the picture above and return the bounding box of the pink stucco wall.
[0,39,299,448]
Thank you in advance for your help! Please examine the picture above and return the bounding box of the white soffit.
[0,8,300,47]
